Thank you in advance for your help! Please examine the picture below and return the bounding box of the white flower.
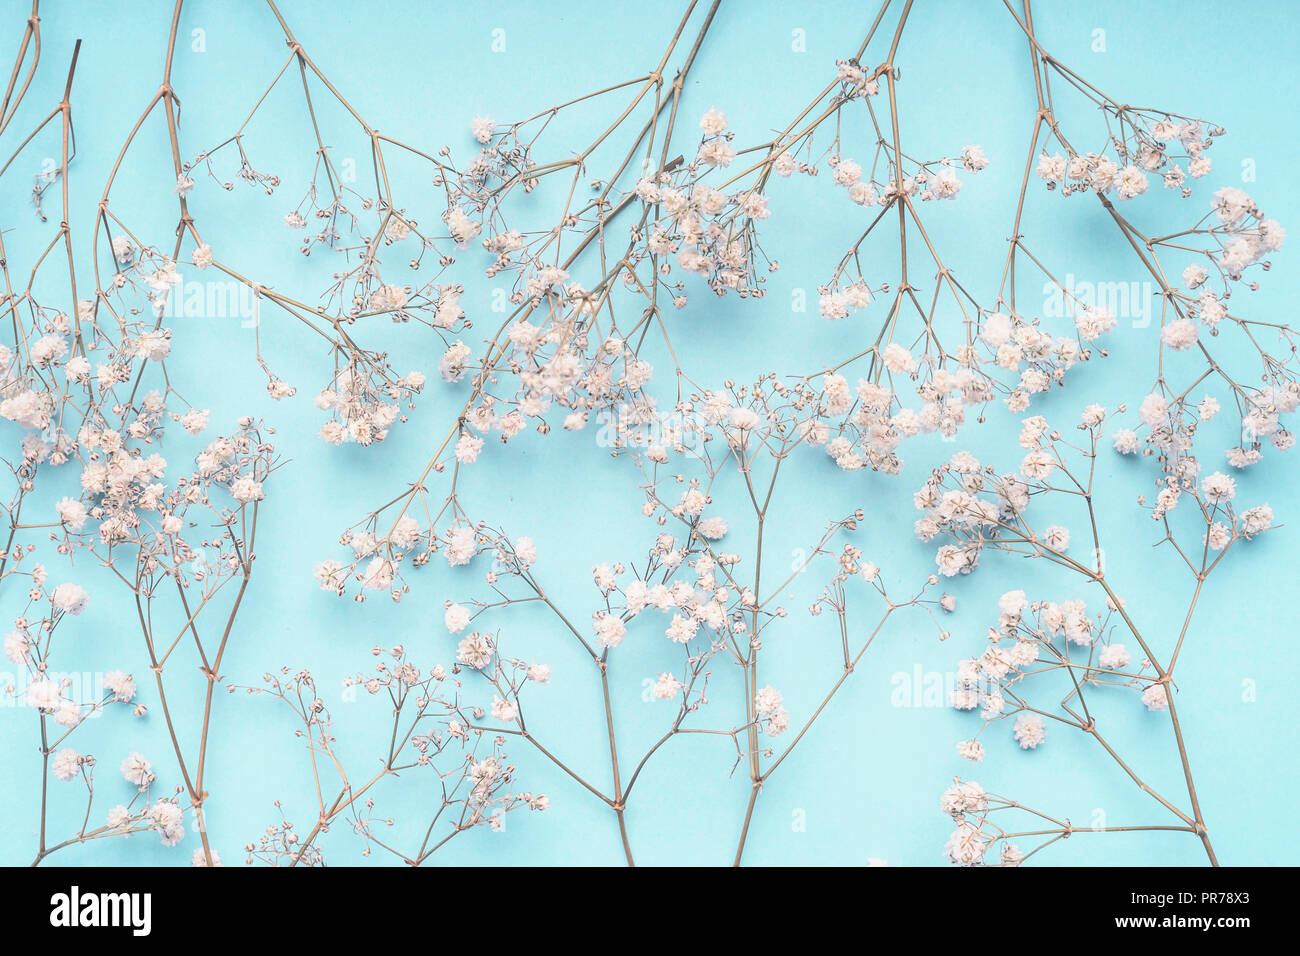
[31,334,68,368]
[593,613,626,649]
[940,780,987,817]
[1020,449,1055,480]
[106,805,131,830]
[148,799,184,845]
[104,670,137,702]
[1138,393,1169,426]
[27,679,62,712]
[754,686,789,736]
[491,696,519,723]
[1076,303,1118,338]
[696,139,736,167]
[998,590,1028,618]
[440,341,472,382]
[55,497,88,532]
[652,673,682,700]
[1099,644,1131,670]
[1042,525,1070,551]
[1240,504,1273,535]
[1036,152,1065,183]
[698,106,727,135]
[944,823,987,865]
[470,114,494,143]
[445,526,477,566]
[957,740,984,762]
[50,582,89,615]
[230,477,264,504]
[444,603,472,634]
[390,516,421,551]
[1141,683,1169,712]
[1012,713,1046,749]
[961,144,989,173]
[527,663,551,683]
[180,408,210,434]
[455,434,484,464]
[1115,165,1149,199]
[4,631,31,665]
[1113,429,1140,454]
[696,516,728,540]
[1161,318,1199,351]
[54,701,82,728]
[456,632,494,670]
[52,748,81,782]
[121,751,154,787]
[111,235,135,264]
[1200,472,1236,504]
[755,686,784,715]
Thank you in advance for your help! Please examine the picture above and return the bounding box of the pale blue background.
[1,0,1296,866]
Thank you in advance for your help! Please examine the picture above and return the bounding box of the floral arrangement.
[0,0,1289,867]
